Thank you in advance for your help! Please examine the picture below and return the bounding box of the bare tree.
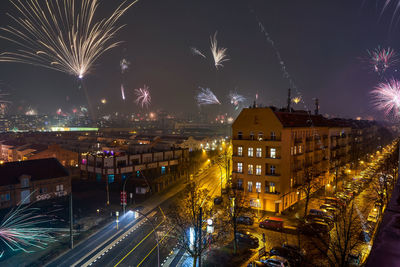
[167,182,212,267]
[308,203,365,267]
[298,166,322,218]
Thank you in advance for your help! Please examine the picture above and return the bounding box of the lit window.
[299,145,302,153]
[271,132,276,140]
[270,148,276,158]
[248,164,254,175]
[248,148,254,157]
[294,146,297,155]
[290,147,293,155]
[238,146,243,156]
[256,165,262,175]
[250,199,261,208]
[270,182,276,193]
[256,148,262,158]
[256,182,261,193]
[237,162,243,173]
[247,181,253,192]
[258,132,263,141]
[270,165,276,175]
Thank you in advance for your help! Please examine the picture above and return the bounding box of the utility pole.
[70,192,73,249]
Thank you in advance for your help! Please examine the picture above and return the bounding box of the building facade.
[0,158,71,209]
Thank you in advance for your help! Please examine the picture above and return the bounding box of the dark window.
[238,131,243,140]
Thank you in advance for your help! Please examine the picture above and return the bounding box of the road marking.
[136,228,173,267]
[113,220,164,267]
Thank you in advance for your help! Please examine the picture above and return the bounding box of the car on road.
[260,256,290,267]
[237,216,254,225]
[269,246,302,266]
[235,231,259,247]
[305,214,333,227]
[259,217,284,231]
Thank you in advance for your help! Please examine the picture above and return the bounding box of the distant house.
[28,144,78,167]
[0,158,71,209]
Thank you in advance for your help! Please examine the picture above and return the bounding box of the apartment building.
[232,107,352,213]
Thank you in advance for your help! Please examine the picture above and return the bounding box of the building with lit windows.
[232,107,352,213]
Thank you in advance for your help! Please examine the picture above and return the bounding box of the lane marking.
[137,228,173,267]
[113,220,164,267]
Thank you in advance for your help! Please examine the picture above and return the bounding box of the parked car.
[269,246,302,266]
[236,231,259,247]
[259,217,284,231]
[282,242,306,256]
[305,214,333,227]
[237,216,254,225]
[261,256,290,267]
[319,204,337,215]
[247,261,267,267]
[300,221,331,235]
[359,229,371,243]
[309,209,333,220]
[324,197,345,207]
[214,196,223,205]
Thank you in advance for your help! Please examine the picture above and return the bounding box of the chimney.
[315,98,319,115]
[287,88,291,112]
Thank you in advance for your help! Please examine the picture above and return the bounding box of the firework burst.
[0,0,137,78]
[228,91,246,110]
[134,85,151,108]
[367,47,398,74]
[292,96,302,104]
[0,198,66,255]
[371,79,400,117]
[196,87,220,106]
[210,32,229,70]
[120,58,130,74]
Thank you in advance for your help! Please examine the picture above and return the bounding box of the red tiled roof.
[273,111,331,127]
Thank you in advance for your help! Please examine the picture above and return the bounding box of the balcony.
[266,173,281,177]
[305,149,313,153]
[306,137,313,142]
[294,138,303,144]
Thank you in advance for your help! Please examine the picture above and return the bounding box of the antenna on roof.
[287,88,291,112]
[315,98,319,115]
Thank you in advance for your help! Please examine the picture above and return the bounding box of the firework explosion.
[371,79,400,117]
[367,47,398,74]
[292,96,302,104]
[120,58,130,74]
[210,32,229,70]
[190,47,207,59]
[0,0,137,78]
[25,107,37,116]
[0,199,66,255]
[196,87,221,106]
[228,91,246,110]
[134,85,151,108]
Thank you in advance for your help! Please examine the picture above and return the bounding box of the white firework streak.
[121,84,126,100]
[0,0,138,79]
[210,32,229,70]
[134,85,151,108]
[190,47,206,59]
[196,87,220,105]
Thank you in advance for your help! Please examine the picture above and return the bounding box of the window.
[247,181,253,192]
[248,164,254,175]
[56,184,64,192]
[250,199,261,208]
[238,146,243,156]
[271,131,276,140]
[270,165,276,175]
[270,148,276,158]
[21,178,29,188]
[250,131,254,140]
[270,182,276,193]
[299,145,302,154]
[237,179,243,189]
[294,146,297,155]
[258,132,263,141]
[290,147,293,155]
[256,182,261,193]
[237,162,243,173]
[39,187,47,194]
[256,148,262,158]
[248,147,254,157]
[161,166,166,175]
[256,165,262,175]
[238,131,243,140]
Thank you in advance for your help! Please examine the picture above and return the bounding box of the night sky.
[0,0,398,120]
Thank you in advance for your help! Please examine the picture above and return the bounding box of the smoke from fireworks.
[196,87,221,106]
[210,32,229,70]
[367,47,398,74]
[371,79,400,117]
[0,0,137,78]
[190,47,207,59]
[120,58,130,74]
[134,85,151,108]
[121,84,126,100]
[228,91,246,110]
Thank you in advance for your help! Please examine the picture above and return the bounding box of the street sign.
[120,191,127,205]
